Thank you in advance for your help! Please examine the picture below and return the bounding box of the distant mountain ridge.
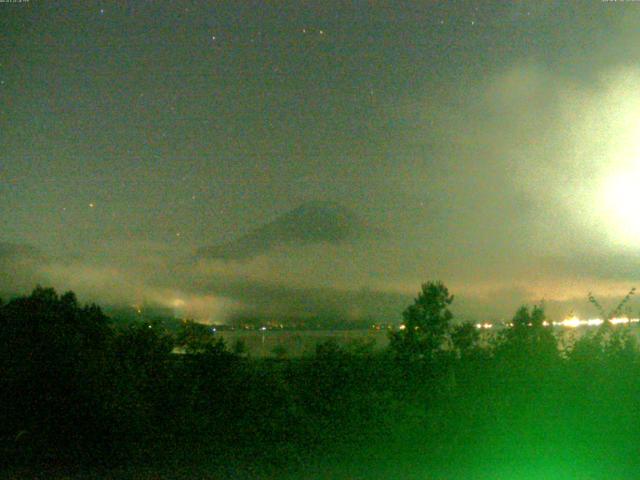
[197,201,374,260]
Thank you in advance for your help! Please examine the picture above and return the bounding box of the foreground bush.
[2,285,640,478]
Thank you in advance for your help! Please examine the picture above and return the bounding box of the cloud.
[392,61,640,278]
[7,21,640,324]
[540,251,640,284]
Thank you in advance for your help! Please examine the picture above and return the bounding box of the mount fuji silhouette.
[197,201,374,260]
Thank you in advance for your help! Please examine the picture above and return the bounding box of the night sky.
[3,1,640,322]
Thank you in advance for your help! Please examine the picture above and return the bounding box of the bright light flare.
[475,322,493,329]
[553,316,638,327]
[601,167,640,244]
[468,317,639,329]
[596,97,640,247]
[558,316,581,328]
[172,298,186,307]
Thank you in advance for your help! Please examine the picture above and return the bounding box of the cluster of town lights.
[471,316,640,330]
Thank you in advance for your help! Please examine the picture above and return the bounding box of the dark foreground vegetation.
[2,283,640,479]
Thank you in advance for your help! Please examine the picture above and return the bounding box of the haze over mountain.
[4,2,640,325]
[197,201,375,260]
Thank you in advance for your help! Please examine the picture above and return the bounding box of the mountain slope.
[197,201,373,260]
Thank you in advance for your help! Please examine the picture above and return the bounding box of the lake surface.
[207,329,390,357]
[207,325,640,357]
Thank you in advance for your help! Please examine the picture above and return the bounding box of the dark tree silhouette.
[4,283,640,478]
[451,321,482,359]
[496,304,558,365]
[0,287,112,462]
[176,319,226,355]
[389,281,454,361]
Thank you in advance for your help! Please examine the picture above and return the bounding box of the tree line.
[2,282,640,478]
